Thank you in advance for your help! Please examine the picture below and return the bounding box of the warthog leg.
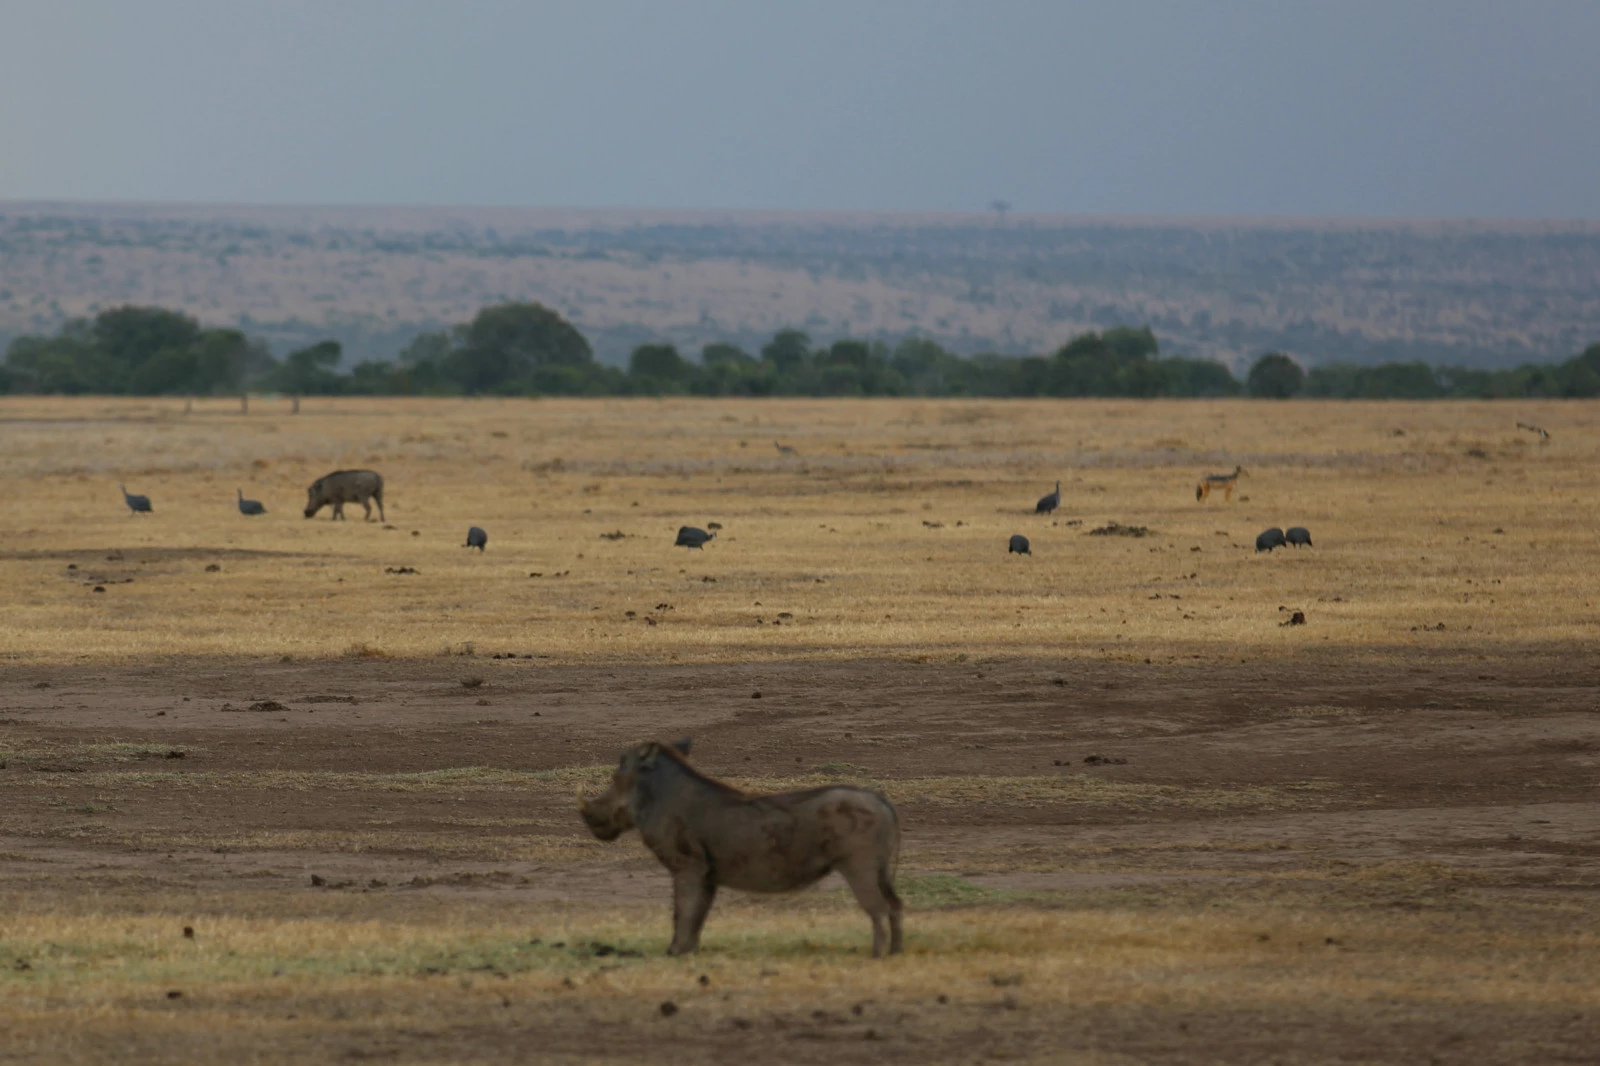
[881,864,904,956]
[839,858,904,958]
[331,500,345,520]
[668,866,718,956]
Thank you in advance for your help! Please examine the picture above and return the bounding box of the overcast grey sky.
[1,1,1596,217]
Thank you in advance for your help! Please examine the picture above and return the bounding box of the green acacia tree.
[444,302,593,393]
[275,340,346,395]
[1247,352,1305,398]
[628,344,692,394]
[93,306,201,379]
[761,329,812,376]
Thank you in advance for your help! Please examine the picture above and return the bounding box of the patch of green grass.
[897,874,1017,908]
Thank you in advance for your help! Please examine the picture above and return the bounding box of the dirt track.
[3,651,1598,1063]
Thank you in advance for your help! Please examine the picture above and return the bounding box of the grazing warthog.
[579,740,904,957]
[304,470,385,522]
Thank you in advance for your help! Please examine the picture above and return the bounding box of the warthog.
[579,740,904,957]
[304,470,385,522]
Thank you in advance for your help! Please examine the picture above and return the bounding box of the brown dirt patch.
[3,653,1599,1064]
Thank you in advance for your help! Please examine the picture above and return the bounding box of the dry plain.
[1,396,1598,1064]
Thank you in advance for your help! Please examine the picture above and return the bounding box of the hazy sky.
[2,1,1596,217]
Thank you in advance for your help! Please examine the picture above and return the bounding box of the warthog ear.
[673,737,692,756]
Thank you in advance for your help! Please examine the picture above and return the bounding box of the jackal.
[1196,465,1244,502]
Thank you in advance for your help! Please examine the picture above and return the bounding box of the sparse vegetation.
[0,395,1596,661]
[4,206,1599,371]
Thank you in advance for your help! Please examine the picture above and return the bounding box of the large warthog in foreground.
[579,740,904,957]
[304,469,385,522]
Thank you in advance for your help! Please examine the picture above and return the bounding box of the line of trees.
[3,301,1598,400]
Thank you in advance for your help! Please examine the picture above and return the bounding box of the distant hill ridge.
[1,201,1596,369]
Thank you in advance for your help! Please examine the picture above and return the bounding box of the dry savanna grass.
[4,395,1600,1063]
[3,885,1596,1064]
[1,395,1597,663]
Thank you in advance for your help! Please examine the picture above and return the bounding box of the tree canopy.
[1247,352,1305,398]
[2,306,269,395]
[4,302,1597,401]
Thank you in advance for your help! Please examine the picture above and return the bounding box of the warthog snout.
[577,788,631,841]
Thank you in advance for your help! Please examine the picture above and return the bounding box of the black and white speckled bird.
[120,484,152,514]
[1034,481,1061,514]
[1256,527,1287,552]
[675,526,716,549]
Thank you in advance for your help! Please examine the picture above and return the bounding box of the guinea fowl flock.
[1010,476,1314,562]
[116,453,1319,575]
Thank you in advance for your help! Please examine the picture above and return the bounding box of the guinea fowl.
[1034,481,1061,514]
[675,526,716,549]
[236,489,266,515]
[120,484,152,514]
[1256,527,1287,553]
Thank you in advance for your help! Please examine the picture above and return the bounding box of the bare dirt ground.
[3,651,1598,1064]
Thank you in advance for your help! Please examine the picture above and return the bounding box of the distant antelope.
[1516,422,1551,441]
[1196,466,1244,502]
[774,442,797,455]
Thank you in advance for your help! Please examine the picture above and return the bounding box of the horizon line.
[3,197,1598,231]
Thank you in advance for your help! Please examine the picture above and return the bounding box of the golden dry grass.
[5,395,1600,1062]
[2,395,1597,664]
[2,888,1595,1065]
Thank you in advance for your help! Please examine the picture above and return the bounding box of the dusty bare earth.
[3,650,1597,1064]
